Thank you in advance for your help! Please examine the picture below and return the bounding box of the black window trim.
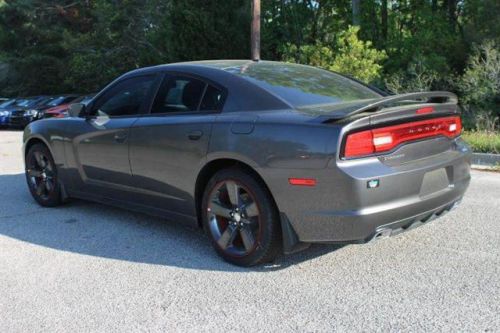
[143,71,228,117]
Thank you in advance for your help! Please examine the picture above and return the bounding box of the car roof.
[103,60,293,112]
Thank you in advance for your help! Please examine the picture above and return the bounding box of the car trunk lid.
[311,91,462,165]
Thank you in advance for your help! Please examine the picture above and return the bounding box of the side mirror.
[68,103,85,118]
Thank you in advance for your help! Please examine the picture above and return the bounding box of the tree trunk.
[352,0,360,26]
[448,0,457,25]
[381,0,388,41]
[432,0,438,12]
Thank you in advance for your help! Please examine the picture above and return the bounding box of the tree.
[282,26,386,83]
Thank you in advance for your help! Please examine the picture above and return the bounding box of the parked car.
[0,98,17,127]
[1,97,49,128]
[9,95,79,128]
[6,96,52,128]
[44,94,94,119]
[22,60,471,266]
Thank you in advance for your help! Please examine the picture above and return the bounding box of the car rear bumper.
[297,181,468,243]
[266,137,472,244]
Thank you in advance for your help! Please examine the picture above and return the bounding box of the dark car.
[0,98,17,126]
[7,96,53,128]
[22,60,471,266]
[0,97,49,127]
[44,94,94,119]
[9,95,79,128]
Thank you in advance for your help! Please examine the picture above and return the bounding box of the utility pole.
[251,0,261,61]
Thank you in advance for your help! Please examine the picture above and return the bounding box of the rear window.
[0,99,15,108]
[47,96,68,107]
[222,62,380,108]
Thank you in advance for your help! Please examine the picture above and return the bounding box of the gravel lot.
[0,130,499,332]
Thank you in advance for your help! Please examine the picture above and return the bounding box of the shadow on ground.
[0,173,345,272]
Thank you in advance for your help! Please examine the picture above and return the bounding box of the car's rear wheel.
[202,168,281,266]
[25,143,62,207]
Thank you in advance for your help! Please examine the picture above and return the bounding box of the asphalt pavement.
[0,130,499,332]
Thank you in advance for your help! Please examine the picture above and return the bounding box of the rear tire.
[25,143,62,207]
[201,168,282,266]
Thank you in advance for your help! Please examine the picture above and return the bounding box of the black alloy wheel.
[25,143,62,207]
[202,168,281,266]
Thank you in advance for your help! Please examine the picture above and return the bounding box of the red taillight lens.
[343,116,462,159]
[288,178,317,186]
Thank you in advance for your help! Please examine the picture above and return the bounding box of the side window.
[200,85,224,111]
[92,76,155,117]
[152,76,206,113]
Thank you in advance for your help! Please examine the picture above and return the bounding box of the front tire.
[201,168,281,266]
[25,143,62,207]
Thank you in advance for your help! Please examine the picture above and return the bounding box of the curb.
[471,153,500,167]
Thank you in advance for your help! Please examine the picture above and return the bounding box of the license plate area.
[420,168,451,197]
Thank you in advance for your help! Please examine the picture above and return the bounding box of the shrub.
[282,26,387,83]
[458,41,500,131]
[462,131,500,154]
[384,61,439,94]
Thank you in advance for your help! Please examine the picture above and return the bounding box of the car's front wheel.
[25,143,62,207]
[202,168,281,266]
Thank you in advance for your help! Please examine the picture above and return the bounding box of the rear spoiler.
[314,91,458,122]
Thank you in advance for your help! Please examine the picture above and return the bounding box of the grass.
[461,130,500,154]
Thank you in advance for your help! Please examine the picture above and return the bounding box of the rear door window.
[151,75,224,114]
[200,85,224,111]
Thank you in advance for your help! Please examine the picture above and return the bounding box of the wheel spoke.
[217,224,238,250]
[35,182,45,196]
[244,202,259,217]
[44,180,53,192]
[27,169,43,178]
[209,202,232,218]
[240,227,255,251]
[34,151,46,168]
[225,181,240,207]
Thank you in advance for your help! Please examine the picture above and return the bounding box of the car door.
[68,74,158,197]
[128,73,225,219]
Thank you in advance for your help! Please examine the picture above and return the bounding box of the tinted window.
[14,99,29,107]
[0,99,15,108]
[47,96,76,107]
[200,85,224,111]
[221,61,380,108]
[152,76,206,113]
[92,76,154,117]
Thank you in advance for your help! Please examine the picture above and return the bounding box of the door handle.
[188,130,203,140]
[114,133,128,143]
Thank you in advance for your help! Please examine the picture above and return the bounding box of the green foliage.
[0,0,250,95]
[162,0,250,61]
[458,41,500,131]
[328,26,387,82]
[282,26,386,82]
[0,0,499,135]
[462,131,500,154]
[384,61,440,93]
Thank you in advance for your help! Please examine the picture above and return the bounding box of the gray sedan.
[22,60,471,266]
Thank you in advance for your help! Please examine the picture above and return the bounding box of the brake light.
[343,116,462,158]
[416,106,434,115]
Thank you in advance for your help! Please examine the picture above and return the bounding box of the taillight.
[343,116,462,159]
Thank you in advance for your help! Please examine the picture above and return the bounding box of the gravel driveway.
[0,130,499,332]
